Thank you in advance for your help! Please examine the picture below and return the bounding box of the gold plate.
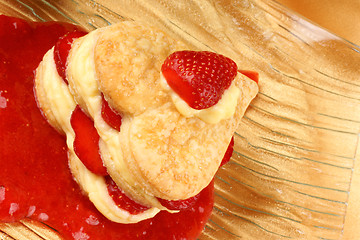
[1,0,360,239]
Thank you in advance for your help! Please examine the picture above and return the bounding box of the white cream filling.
[37,35,160,223]
[160,74,241,124]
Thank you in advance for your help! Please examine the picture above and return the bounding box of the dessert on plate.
[1,15,258,239]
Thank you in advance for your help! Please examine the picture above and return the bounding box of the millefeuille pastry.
[34,21,259,223]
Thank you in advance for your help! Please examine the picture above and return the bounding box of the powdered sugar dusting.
[38,212,49,221]
[9,203,19,215]
[0,91,7,109]
[27,206,36,217]
[85,215,99,226]
[0,186,5,203]
[72,227,90,240]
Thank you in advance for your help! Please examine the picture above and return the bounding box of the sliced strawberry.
[105,176,150,214]
[161,51,238,110]
[157,193,200,211]
[220,136,234,167]
[238,70,259,84]
[70,106,108,176]
[54,30,87,84]
[101,94,122,131]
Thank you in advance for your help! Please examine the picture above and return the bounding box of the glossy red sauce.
[0,15,214,240]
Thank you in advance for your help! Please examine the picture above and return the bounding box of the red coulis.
[0,15,214,240]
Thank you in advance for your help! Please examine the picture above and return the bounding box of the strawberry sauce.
[0,15,214,240]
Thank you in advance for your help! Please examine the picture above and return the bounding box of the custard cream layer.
[160,74,241,124]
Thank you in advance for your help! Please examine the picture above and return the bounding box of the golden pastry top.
[95,21,188,116]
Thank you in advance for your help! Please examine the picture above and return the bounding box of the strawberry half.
[157,193,200,211]
[105,176,150,214]
[54,30,87,84]
[70,106,108,176]
[101,94,122,131]
[161,51,238,110]
[238,70,259,84]
[220,136,234,167]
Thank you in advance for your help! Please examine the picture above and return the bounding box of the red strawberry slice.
[238,70,259,84]
[70,106,108,176]
[220,136,234,167]
[54,30,87,84]
[157,193,200,211]
[161,51,238,110]
[101,94,122,131]
[105,176,150,214]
